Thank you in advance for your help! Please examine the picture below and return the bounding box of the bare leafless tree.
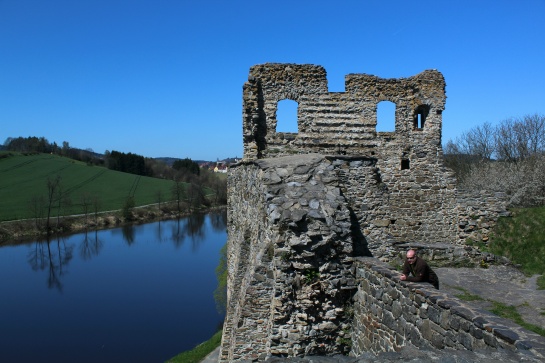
[495,114,545,163]
[29,195,46,230]
[45,175,62,231]
[92,194,101,225]
[171,179,186,213]
[155,190,163,210]
[55,182,71,229]
[80,192,93,227]
[186,182,205,213]
[444,113,545,207]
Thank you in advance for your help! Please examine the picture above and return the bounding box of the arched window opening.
[413,105,430,130]
[276,99,299,133]
[376,101,396,132]
[401,159,410,170]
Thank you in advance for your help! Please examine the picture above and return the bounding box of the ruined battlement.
[243,63,445,161]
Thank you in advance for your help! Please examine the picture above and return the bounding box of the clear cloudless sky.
[1,0,544,161]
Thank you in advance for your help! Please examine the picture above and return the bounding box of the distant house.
[214,163,228,173]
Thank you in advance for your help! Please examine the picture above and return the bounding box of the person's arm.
[401,261,410,276]
[400,261,410,280]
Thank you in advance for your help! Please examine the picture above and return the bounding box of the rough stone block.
[457,330,474,350]
[493,328,519,344]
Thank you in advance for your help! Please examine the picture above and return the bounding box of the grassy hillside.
[0,152,179,221]
[488,205,545,289]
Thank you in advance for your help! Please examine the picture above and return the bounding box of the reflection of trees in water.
[155,220,163,242]
[122,224,135,245]
[184,213,206,250]
[170,218,185,247]
[209,209,227,232]
[27,236,74,291]
[170,213,207,249]
[79,230,103,260]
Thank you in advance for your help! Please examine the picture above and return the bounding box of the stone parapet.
[351,257,545,360]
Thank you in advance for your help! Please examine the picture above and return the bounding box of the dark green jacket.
[402,256,439,289]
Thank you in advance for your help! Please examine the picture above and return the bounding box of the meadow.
[488,205,545,289]
[0,152,178,222]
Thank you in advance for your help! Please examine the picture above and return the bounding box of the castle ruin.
[219,64,543,362]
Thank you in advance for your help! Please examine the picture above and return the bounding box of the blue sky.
[1,0,544,161]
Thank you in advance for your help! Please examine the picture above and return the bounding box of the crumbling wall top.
[242,63,446,160]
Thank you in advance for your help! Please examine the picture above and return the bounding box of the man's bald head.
[406,249,417,263]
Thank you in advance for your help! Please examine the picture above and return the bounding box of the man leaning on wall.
[399,249,439,289]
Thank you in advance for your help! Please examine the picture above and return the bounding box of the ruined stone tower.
[219,64,510,362]
[242,63,457,249]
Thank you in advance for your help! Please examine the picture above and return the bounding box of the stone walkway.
[201,347,220,363]
[436,264,545,330]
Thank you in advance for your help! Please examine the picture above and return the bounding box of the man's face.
[406,251,416,264]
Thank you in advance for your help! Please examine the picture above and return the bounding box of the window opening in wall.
[401,159,410,170]
[276,99,299,133]
[376,101,396,132]
[413,105,429,130]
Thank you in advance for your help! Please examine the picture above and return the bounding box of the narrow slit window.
[401,159,410,170]
[276,99,298,133]
[413,105,429,130]
[417,114,423,128]
[376,101,396,132]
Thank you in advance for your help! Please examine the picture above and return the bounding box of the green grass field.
[0,152,179,221]
[488,205,545,289]
[165,330,222,363]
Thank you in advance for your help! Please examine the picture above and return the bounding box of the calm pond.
[0,210,227,363]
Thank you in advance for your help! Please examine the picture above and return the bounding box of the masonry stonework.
[220,154,358,361]
[352,258,545,359]
[219,64,533,362]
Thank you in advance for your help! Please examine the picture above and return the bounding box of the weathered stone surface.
[350,258,545,361]
[219,64,534,363]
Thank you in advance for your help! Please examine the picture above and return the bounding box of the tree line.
[3,137,224,190]
[104,150,152,176]
[444,113,545,207]
[3,137,102,165]
[3,136,210,180]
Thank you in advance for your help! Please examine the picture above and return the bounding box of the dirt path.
[436,265,545,330]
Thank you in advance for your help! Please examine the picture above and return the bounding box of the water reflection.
[169,218,184,246]
[122,224,135,244]
[25,210,227,291]
[168,212,222,249]
[27,235,75,291]
[80,230,103,260]
[0,210,227,363]
[209,210,227,232]
[185,213,206,248]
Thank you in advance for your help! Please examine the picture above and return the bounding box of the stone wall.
[221,64,521,362]
[351,257,545,359]
[220,154,359,361]
[456,189,511,245]
[220,154,514,362]
[326,155,459,259]
[220,161,274,362]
